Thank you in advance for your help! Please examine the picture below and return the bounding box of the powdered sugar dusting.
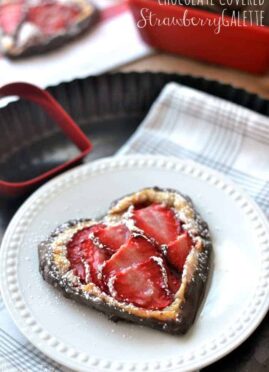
[62,270,80,286]
[150,256,169,295]
[160,244,168,256]
[82,259,91,283]
[122,205,143,235]
[107,276,117,298]
[97,262,105,281]
[89,232,105,249]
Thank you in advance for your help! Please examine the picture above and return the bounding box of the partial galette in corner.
[39,187,212,334]
[0,0,99,58]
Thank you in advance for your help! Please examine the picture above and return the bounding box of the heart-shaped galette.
[39,187,212,334]
[0,0,98,58]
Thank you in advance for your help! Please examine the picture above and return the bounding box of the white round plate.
[1,155,269,372]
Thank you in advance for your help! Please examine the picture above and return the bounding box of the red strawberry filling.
[66,203,193,310]
[102,236,160,280]
[94,224,130,253]
[0,0,82,38]
[27,2,81,35]
[67,224,110,289]
[167,233,193,272]
[133,203,181,245]
[111,259,172,310]
[167,269,181,294]
[0,1,25,35]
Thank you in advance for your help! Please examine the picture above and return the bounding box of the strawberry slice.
[67,224,110,287]
[95,224,130,252]
[0,1,25,35]
[167,269,181,294]
[133,203,181,245]
[166,233,193,271]
[102,236,160,281]
[27,2,81,36]
[111,258,173,310]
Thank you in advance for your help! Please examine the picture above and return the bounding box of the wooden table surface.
[121,52,269,99]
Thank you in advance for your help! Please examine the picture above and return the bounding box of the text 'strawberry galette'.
[39,187,212,334]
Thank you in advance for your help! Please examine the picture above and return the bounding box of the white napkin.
[119,83,269,219]
[1,82,268,371]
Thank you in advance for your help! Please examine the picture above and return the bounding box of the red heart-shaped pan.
[0,83,92,197]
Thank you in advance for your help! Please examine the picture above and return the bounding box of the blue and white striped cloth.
[1,82,268,370]
[119,83,269,219]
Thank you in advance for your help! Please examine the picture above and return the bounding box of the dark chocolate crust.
[2,1,99,59]
[39,188,212,335]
